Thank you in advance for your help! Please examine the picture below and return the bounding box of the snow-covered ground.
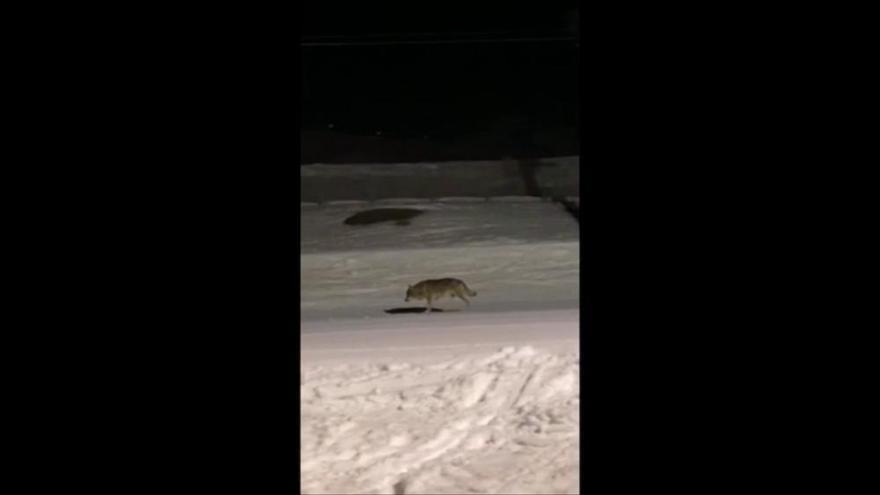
[301,199,578,321]
[301,197,580,494]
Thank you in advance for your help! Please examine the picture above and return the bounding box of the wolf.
[405,278,477,312]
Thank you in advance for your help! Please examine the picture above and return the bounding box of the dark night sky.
[301,3,578,161]
[302,3,576,38]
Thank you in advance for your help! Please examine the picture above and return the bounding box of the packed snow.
[301,197,580,494]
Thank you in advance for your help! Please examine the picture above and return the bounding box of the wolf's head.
[404,285,413,302]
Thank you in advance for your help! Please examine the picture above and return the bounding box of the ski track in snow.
[301,345,580,495]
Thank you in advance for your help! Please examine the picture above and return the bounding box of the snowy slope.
[301,199,578,254]
[300,198,580,494]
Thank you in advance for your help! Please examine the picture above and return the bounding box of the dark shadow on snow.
[384,307,456,314]
[555,197,579,223]
[344,208,425,226]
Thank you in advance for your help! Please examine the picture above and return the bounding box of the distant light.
[328,123,334,129]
